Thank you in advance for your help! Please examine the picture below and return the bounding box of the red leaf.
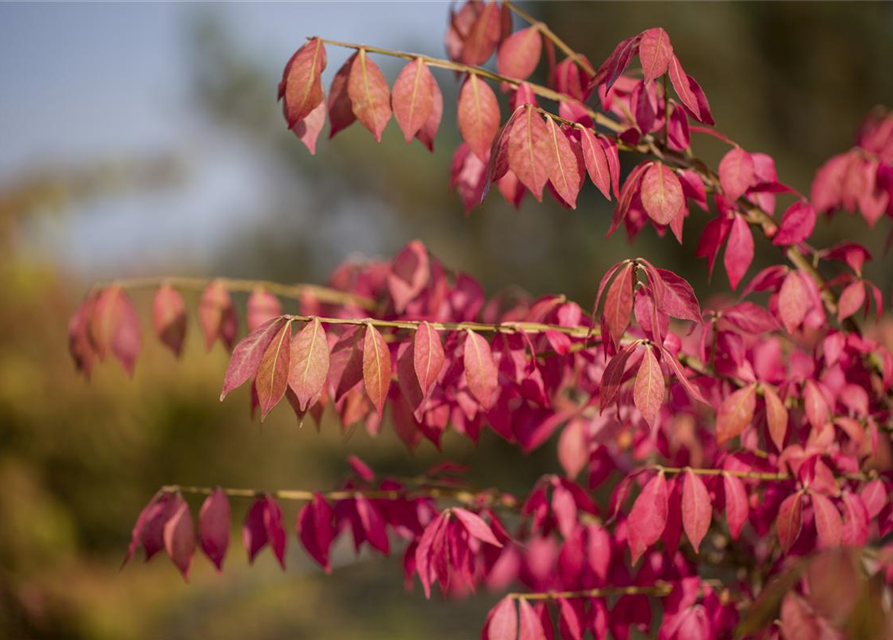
[416,74,443,151]
[247,287,283,332]
[255,320,292,420]
[452,508,503,547]
[628,472,668,564]
[716,384,757,444]
[348,48,392,142]
[464,330,498,409]
[327,53,357,138]
[363,324,392,416]
[288,317,330,412]
[812,493,842,548]
[724,214,754,291]
[518,598,546,640]
[579,127,612,200]
[778,270,808,334]
[298,493,335,572]
[662,347,708,405]
[220,318,286,400]
[263,497,287,569]
[773,200,817,246]
[723,472,748,539]
[458,74,501,161]
[199,279,237,351]
[280,38,327,127]
[508,105,555,201]
[355,495,390,554]
[603,262,635,348]
[640,162,683,225]
[497,26,542,80]
[91,285,142,375]
[837,280,866,322]
[653,268,701,323]
[199,488,230,572]
[557,598,583,640]
[122,493,170,568]
[803,380,829,431]
[719,148,756,203]
[462,0,501,66]
[682,470,712,553]
[638,28,673,84]
[152,283,186,357]
[392,59,435,143]
[544,118,581,208]
[599,343,636,411]
[596,36,637,93]
[633,345,664,427]
[414,321,445,397]
[487,596,518,640]
[776,492,803,553]
[163,495,195,581]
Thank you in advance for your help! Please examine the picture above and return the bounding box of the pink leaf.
[363,323,392,416]
[716,384,756,444]
[628,472,668,564]
[348,48,392,142]
[413,321,445,398]
[641,162,684,225]
[163,495,196,581]
[255,320,292,420]
[778,270,808,334]
[452,508,503,547]
[682,470,712,553]
[638,28,673,84]
[723,214,754,291]
[812,492,842,548]
[152,283,186,357]
[508,105,555,201]
[199,488,230,572]
[488,596,518,640]
[416,74,443,151]
[722,472,748,539]
[246,287,283,332]
[602,261,634,348]
[198,279,237,351]
[288,318,330,412]
[668,55,700,121]
[392,59,435,143]
[280,38,327,127]
[497,26,542,80]
[458,74,501,160]
[464,330,498,409]
[633,345,664,427]
[388,240,430,313]
[776,492,803,553]
[518,598,546,640]
[544,117,581,209]
[298,493,335,572]
[291,100,326,154]
[764,385,789,451]
[327,53,357,139]
[579,127,612,200]
[719,148,756,203]
[773,200,817,246]
[837,280,866,322]
[220,317,285,401]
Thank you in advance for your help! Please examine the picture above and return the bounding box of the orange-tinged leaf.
[348,48,392,142]
[544,116,581,209]
[464,330,497,409]
[633,345,664,427]
[458,74,501,160]
[392,59,435,143]
[723,472,748,539]
[153,283,187,357]
[496,26,542,80]
[256,320,292,420]
[416,75,443,151]
[603,263,634,348]
[640,162,683,225]
[764,385,788,450]
[508,105,554,201]
[413,321,445,397]
[362,324,391,415]
[289,318,330,412]
[682,469,712,553]
[779,270,808,334]
[221,317,286,401]
[716,384,757,444]
[198,279,237,351]
[281,38,327,127]
[777,492,803,553]
[90,285,142,375]
[812,492,842,548]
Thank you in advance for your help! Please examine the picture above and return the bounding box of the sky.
[0,2,454,273]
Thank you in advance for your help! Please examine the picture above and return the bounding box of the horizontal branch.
[508,581,673,601]
[653,465,869,483]
[161,483,520,510]
[98,276,377,311]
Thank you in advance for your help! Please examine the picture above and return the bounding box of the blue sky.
[0,2,454,273]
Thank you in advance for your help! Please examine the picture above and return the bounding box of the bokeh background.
[2,2,893,638]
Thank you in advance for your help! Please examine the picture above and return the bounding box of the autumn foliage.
[69,2,893,638]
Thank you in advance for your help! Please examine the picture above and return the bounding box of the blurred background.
[1,2,892,638]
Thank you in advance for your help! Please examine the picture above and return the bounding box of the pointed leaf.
[452,508,503,547]
[153,283,187,357]
[458,74,501,160]
[639,28,673,84]
[716,384,757,444]
[579,127,612,200]
[488,596,518,640]
[779,270,808,334]
[682,469,712,553]
[508,105,554,201]
[327,53,357,138]
[348,48,392,142]
[812,493,842,548]
[414,321,445,397]
[719,147,756,203]
[633,345,664,427]
[220,317,285,400]
[777,492,803,553]
[363,323,392,415]
[724,214,754,291]
[199,488,230,572]
[773,200,816,246]
[764,385,788,450]
[288,318,330,412]
[641,162,683,225]
[256,320,292,420]
[199,279,237,351]
[392,59,435,143]
[497,26,542,80]
[298,492,335,572]
[628,472,668,564]
[603,262,634,347]
[163,495,195,581]
[280,38,327,126]
[723,472,748,539]
[464,330,498,409]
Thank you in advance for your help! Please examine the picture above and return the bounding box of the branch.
[652,465,870,483]
[508,581,673,601]
[98,276,377,311]
[504,0,596,76]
